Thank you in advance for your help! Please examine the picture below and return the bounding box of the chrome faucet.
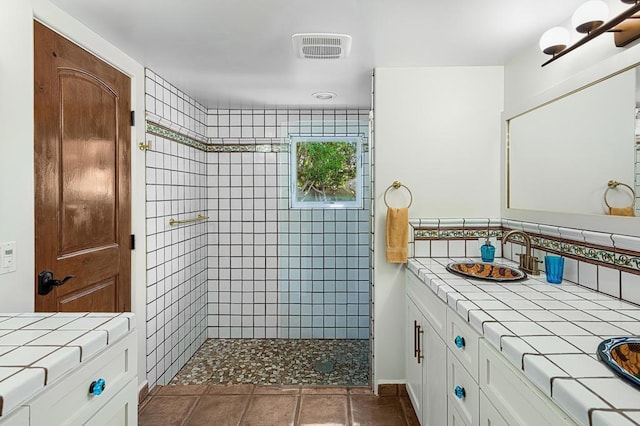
[501,230,541,275]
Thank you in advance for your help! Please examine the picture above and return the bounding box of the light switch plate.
[0,241,16,274]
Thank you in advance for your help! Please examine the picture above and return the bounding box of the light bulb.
[572,0,609,33]
[539,27,571,55]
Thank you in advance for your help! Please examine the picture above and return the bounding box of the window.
[290,136,363,208]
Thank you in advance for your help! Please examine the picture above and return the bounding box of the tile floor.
[138,384,419,426]
[170,339,369,386]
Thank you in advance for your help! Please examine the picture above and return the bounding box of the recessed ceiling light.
[312,92,337,100]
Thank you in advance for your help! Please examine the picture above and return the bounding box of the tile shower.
[144,69,372,388]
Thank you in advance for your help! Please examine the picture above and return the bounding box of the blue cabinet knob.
[89,378,106,396]
[454,385,465,399]
[454,335,465,349]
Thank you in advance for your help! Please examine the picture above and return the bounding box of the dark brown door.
[34,21,131,312]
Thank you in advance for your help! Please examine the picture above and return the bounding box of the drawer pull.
[89,378,106,396]
[454,335,465,349]
[454,385,465,399]
[414,320,419,358]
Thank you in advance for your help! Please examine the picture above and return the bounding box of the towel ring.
[384,181,413,208]
[604,180,637,209]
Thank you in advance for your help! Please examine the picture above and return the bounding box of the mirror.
[507,67,639,217]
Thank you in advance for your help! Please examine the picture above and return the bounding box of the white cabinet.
[479,337,576,426]
[406,267,583,425]
[0,331,137,426]
[406,271,447,426]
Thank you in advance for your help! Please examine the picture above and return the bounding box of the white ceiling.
[49,0,589,109]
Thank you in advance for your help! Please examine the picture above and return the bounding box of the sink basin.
[597,337,640,389]
[446,262,526,282]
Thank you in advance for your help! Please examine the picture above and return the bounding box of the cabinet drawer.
[446,308,480,380]
[478,339,576,426]
[447,351,479,426]
[479,391,508,426]
[448,403,470,426]
[30,332,136,426]
[406,270,447,339]
[84,378,137,426]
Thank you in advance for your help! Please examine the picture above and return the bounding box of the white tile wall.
[206,109,371,339]
[145,71,208,388]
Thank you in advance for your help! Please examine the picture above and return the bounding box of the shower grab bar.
[168,214,209,226]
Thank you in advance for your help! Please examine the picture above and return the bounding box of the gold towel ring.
[604,180,637,209]
[384,181,413,208]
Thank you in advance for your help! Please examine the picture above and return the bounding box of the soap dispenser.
[481,236,495,263]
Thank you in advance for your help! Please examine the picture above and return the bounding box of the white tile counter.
[0,312,135,419]
[408,257,640,426]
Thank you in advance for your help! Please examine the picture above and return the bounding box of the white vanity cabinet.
[478,339,575,426]
[406,268,575,426]
[406,271,447,426]
[0,319,138,426]
[406,269,483,426]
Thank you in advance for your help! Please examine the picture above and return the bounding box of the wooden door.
[34,21,131,312]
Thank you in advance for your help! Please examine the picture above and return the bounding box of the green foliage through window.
[290,137,362,208]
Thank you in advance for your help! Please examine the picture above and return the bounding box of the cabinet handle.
[417,325,424,364]
[454,335,465,349]
[454,385,465,399]
[89,378,106,396]
[413,320,418,358]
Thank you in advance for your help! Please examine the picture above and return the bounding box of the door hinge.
[130,234,135,250]
[130,110,135,126]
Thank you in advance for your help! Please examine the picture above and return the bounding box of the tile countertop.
[0,312,135,418]
[407,257,640,426]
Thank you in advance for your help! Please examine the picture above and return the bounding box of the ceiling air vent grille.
[292,33,352,59]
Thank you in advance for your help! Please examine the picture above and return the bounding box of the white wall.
[0,1,35,312]
[503,0,640,237]
[0,0,148,391]
[373,67,504,385]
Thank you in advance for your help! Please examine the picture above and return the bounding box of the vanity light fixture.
[540,0,640,67]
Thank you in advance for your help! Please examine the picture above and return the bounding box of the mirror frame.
[501,56,640,237]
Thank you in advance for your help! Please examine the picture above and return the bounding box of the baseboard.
[138,380,150,404]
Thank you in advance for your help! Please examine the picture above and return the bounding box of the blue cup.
[545,255,564,284]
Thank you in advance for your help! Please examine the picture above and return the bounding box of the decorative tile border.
[146,121,288,153]
[411,220,640,274]
[146,122,209,151]
[532,234,640,272]
[414,227,504,240]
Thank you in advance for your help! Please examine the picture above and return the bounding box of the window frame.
[289,135,363,209]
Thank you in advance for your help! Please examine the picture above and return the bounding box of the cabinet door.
[478,339,576,426]
[422,321,447,426]
[406,297,423,420]
[0,406,29,426]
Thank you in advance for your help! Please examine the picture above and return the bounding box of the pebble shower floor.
[169,339,370,386]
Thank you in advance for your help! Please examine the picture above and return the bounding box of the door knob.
[37,270,75,295]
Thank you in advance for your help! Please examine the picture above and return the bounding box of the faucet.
[501,230,541,275]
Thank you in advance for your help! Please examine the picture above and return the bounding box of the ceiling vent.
[292,33,352,59]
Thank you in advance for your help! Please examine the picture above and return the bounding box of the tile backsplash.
[409,218,640,306]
